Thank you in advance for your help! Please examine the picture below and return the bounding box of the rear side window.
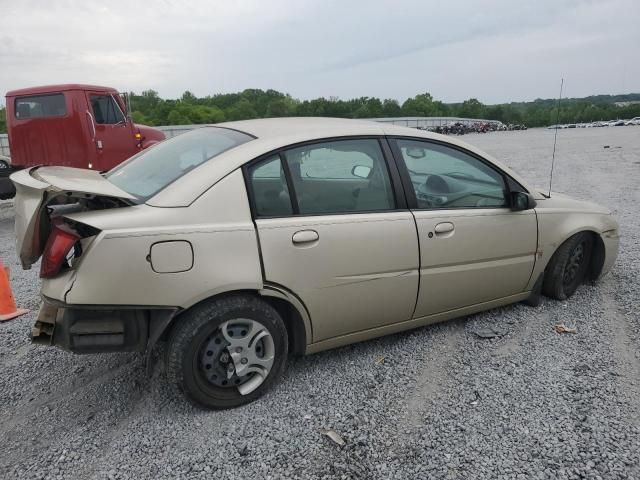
[15,94,66,119]
[284,139,395,215]
[248,156,293,217]
[90,95,125,124]
[107,127,253,200]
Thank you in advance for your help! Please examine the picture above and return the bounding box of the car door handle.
[434,222,455,234]
[292,230,319,244]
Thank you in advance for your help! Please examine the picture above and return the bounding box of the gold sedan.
[12,118,619,408]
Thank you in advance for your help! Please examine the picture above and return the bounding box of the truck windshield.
[106,127,253,200]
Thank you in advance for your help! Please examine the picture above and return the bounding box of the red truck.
[0,84,165,199]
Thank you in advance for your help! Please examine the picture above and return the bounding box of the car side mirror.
[510,191,537,211]
[352,165,372,179]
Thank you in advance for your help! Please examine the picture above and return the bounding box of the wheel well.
[160,290,307,356]
[544,230,605,282]
[260,295,307,356]
[587,231,605,281]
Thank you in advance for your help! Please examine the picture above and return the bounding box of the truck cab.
[1,84,165,199]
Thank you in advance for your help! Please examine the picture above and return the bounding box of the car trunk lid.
[11,166,136,269]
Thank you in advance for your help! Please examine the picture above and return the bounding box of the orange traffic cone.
[0,259,29,322]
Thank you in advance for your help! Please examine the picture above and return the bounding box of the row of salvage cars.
[12,118,619,409]
[548,117,640,128]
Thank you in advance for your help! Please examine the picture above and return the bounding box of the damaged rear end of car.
[10,166,156,352]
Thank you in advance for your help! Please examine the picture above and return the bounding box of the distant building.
[614,101,640,107]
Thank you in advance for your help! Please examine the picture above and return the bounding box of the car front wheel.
[166,294,288,409]
[543,232,594,300]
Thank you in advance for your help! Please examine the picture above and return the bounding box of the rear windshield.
[106,127,253,200]
[15,94,66,119]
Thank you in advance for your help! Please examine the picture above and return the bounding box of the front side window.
[15,94,66,119]
[394,139,507,209]
[284,139,395,214]
[90,94,125,124]
[107,127,253,199]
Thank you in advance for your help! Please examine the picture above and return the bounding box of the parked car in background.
[0,84,165,200]
[11,118,619,409]
[625,117,640,126]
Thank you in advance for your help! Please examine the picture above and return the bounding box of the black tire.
[166,294,288,409]
[542,232,593,300]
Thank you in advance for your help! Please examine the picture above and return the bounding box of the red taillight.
[40,222,81,278]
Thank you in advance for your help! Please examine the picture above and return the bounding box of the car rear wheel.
[166,294,288,409]
[542,232,593,300]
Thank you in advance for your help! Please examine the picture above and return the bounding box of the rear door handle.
[292,230,319,244]
[434,222,455,234]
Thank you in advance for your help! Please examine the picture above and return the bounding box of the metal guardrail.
[0,116,503,157]
[0,134,9,157]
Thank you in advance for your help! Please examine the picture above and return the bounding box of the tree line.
[1,90,640,134]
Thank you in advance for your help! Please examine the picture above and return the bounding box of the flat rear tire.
[543,232,593,300]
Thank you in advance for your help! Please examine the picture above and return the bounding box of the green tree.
[0,107,6,134]
[131,110,151,125]
[402,93,437,116]
[382,99,402,117]
[189,105,225,124]
[266,98,294,117]
[459,98,484,119]
[181,91,197,104]
[167,109,190,125]
[226,99,258,121]
[129,90,160,113]
[83,88,640,128]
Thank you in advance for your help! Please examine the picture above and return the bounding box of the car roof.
[220,117,384,138]
[147,117,536,207]
[6,84,118,97]
[218,117,515,156]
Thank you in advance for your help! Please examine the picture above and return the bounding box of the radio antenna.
[548,78,564,197]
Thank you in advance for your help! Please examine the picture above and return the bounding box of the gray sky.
[1,0,639,105]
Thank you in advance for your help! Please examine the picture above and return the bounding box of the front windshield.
[107,127,253,200]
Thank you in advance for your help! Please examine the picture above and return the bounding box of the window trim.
[89,93,126,125]
[110,94,127,124]
[14,93,68,120]
[387,136,528,211]
[279,151,300,214]
[242,135,408,219]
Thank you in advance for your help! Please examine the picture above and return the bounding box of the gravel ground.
[0,127,638,479]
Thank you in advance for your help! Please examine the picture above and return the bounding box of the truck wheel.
[166,294,288,409]
[542,232,593,300]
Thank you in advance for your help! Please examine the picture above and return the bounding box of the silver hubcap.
[199,319,275,396]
